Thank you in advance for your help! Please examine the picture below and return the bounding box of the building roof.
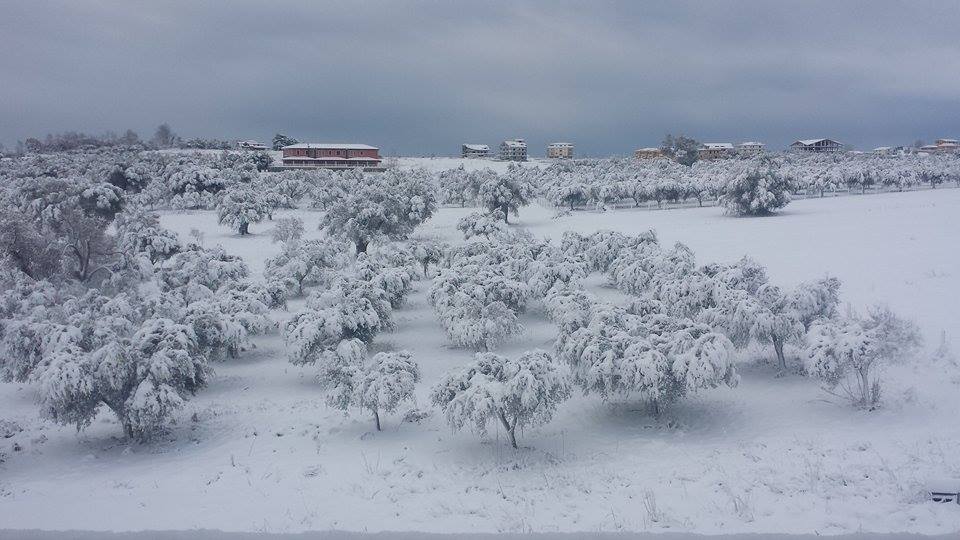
[739,141,764,147]
[873,147,892,152]
[548,142,573,147]
[936,138,958,144]
[792,138,842,147]
[502,140,527,148]
[702,143,734,150]
[462,144,489,151]
[283,143,378,150]
[636,147,661,152]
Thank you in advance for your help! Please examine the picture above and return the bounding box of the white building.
[873,146,893,156]
[237,140,268,150]
[738,141,765,157]
[547,142,574,159]
[499,139,528,161]
[790,138,844,153]
[461,144,490,158]
[698,143,735,160]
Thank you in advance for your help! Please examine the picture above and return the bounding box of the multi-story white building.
[738,141,765,157]
[499,139,528,161]
[547,142,574,159]
[789,138,844,153]
[237,140,268,150]
[698,143,735,160]
[462,144,490,158]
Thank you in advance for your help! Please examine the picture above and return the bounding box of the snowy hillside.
[2,186,959,535]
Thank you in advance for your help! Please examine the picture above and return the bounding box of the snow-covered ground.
[390,156,548,173]
[2,188,959,536]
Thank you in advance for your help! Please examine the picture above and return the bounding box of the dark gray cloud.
[2,0,959,155]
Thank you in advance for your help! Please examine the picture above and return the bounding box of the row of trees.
[561,229,922,407]
[527,153,960,216]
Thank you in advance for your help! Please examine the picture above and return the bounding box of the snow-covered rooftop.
[548,142,573,147]
[703,143,734,149]
[462,144,489,151]
[283,143,378,150]
[739,141,764,147]
[635,147,661,152]
[502,140,527,148]
[792,138,841,146]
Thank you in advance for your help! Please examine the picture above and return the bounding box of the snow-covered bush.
[269,216,304,245]
[158,244,249,293]
[720,165,793,216]
[437,296,522,351]
[431,350,570,448]
[805,305,921,408]
[456,210,509,240]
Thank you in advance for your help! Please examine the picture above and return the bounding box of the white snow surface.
[2,180,960,536]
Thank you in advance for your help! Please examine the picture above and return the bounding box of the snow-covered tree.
[555,302,738,411]
[703,284,805,373]
[457,210,508,240]
[805,306,921,407]
[431,350,570,448]
[720,165,793,216]
[272,133,298,151]
[284,287,385,366]
[217,184,268,235]
[114,205,181,266]
[158,244,249,293]
[476,172,535,224]
[269,217,304,245]
[320,169,437,253]
[36,316,209,440]
[352,351,420,431]
[264,238,347,296]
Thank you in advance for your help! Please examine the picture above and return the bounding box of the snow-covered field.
[2,187,959,536]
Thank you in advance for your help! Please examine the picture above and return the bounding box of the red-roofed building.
[281,143,382,169]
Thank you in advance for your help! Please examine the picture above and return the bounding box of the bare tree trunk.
[774,338,787,373]
[373,409,381,431]
[497,409,517,449]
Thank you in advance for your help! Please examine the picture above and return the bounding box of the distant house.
[462,144,490,158]
[547,142,574,159]
[928,139,960,154]
[790,138,844,153]
[634,147,664,159]
[281,143,382,169]
[698,143,735,160]
[500,139,528,161]
[738,142,765,157]
[873,146,893,156]
[237,140,268,150]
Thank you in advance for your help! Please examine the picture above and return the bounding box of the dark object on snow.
[931,491,959,504]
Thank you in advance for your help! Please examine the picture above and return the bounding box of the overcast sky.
[2,0,959,156]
